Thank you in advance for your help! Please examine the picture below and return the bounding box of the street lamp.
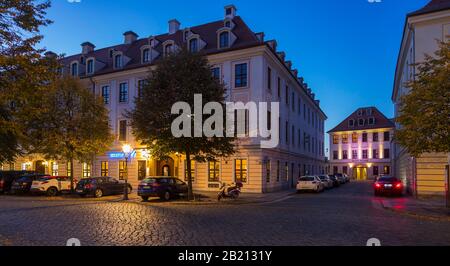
[122,144,133,200]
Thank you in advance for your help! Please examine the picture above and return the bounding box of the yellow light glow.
[122,144,132,154]
[349,163,354,168]
[367,163,373,168]
[141,149,150,159]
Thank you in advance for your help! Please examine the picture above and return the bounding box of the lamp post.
[122,144,133,200]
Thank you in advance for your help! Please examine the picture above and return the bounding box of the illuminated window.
[51,162,58,176]
[208,160,220,182]
[82,163,91,178]
[235,159,247,183]
[383,166,390,175]
[333,135,339,144]
[265,160,271,183]
[119,161,126,180]
[352,133,358,143]
[184,160,195,182]
[342,134,348,144]
[101,161,108,177]
[67,162,72,177]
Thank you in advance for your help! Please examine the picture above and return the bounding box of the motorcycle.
[217,182,243,201]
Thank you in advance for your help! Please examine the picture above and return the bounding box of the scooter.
[217,182,243,201]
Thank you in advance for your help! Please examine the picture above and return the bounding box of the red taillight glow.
[85,184,93,189]
[395,183,402,189]
[375,183,381,188]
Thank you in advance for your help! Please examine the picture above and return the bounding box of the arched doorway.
[35,160,46,175]
[157,158,174,177]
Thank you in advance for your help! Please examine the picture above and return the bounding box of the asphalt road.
[0,181,449,246]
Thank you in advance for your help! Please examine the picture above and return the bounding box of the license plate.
[143,186,151,189]
[385,184,392,188]
[76,189,83,193]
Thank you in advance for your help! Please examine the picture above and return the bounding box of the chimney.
[292,69,298,77]
[255,32,265,42]
[266,40,277,51]
[285,60,292,70]
[168,19,180,35]
[311,93,315,100]
[123,31,138,44]
[277,52,285,62]
[297,77,304,83]
[315,100,320,106]
[224,5,237,19]
[81,42,95,54]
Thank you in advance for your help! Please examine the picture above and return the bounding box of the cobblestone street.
[1,182,450,246]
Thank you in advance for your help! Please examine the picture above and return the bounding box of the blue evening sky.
[40,0,429,155]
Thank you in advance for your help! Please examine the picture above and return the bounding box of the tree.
[33,77,113,190]
[130,49,235,200]
[0,0,54,164]
[395,40,450,157]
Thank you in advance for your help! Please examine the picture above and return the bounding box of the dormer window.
[189,38,198,53]
[367,108,373,115]
[114,54,123,69]
[219,31,230,49]
[368,117,375,125]
[358,118,365,126]
[225,21,231,28]
[357,109,363,116]
[142,48,150,63]
[86,59,94,75]
[348,119,355,127]
[71,62,78,77]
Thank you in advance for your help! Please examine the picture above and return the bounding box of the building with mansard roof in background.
[3,5,327,193]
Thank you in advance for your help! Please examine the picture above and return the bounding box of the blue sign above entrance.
[108,150,137,159]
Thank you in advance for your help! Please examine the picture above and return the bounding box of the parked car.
[0,171,35,194]
[374,176,403,197]
[75,177,132,198]
[297,176,324,193]
[343,174,350,183]
[328,175,340,187]
[334,173,346,184]
[317,175,334,189]
[138,177,188,201]
[10,174,50,194]
[30,176,73,196]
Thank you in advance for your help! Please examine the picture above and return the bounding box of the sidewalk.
[380,196,450,221]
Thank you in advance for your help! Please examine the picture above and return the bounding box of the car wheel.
[161,191,171,201]
[94,189,103,198]
[46,187,58,197]
[141,196,149,201]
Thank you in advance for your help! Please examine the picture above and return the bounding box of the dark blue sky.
[40,0,429,153]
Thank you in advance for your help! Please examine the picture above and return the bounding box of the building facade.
[328,107,394,181]
[2,5,327,193]
[392,0,450,197]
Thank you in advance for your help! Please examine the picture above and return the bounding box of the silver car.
[317,175,334,189]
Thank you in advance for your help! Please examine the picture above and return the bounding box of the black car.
[75,177,132,198]
[327,175,340,187]
[374,176,403,197]
[0,171,35,194]
[138,177,188,201]
[10,174,50,194]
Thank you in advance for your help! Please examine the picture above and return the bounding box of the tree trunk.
[186,150,194,201]
[69,158,74,192]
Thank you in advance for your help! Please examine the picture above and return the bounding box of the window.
[189,38,198,53]
[82,163,91,178]
[51,162,58,176]
[298,98,301,114]
[71,62,78,77]
[276,161,280,182]
[373,132,379,142]
[87,59,94,74]
[277,77,281,98]
[219,31,229,48]
[267,111,271,130]
[285,163,289,182]
[343,150,348,160]
[373,166,379,176]
[291,126,295,146]
[114,54,122,68]
[383,166,390,175]
[225,20,231,28]
[358,119,365,126]
[285,86,289,105]
[184,160,195,182]
[119,120,127,141]
[235,159,247,183]
[119,82,128,103]
[362,133,368,142]
[226,7,232,15]
[208,160,220,182]
[352,150,358,159]
[266,160,271,183]
[101,86,110,104]
[119,161,126,180]
[67,162,72,177]
[267,67,272,91]
[349,119,355,127]
[234,63,247,88]
[137,80,147,99]
[142,48,150,63]
[333,166,338,174]
[343,166,348,175]
[138,160,146,181]
[352,133,358,143]
[362,150,368,159]
[342,134,348,144]
[101,161,108,177]
[292,93,295,111]
[384,132,390,142]
[384,149,390,159]
[164,44,173,56]
[373,149,379,159]
[285,121,289,144]
[211,67,220,80]
[368,117,375,125]
[333,151,338,160]
[333,135,339,144]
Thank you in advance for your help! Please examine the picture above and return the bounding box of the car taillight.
[85,184,92,189]
[375,183,381,188]
[395,183,402,189]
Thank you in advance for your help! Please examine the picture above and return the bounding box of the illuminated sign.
[108,150,136,159]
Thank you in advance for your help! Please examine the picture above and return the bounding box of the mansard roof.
[407,0,450,18]
[328,107,395,133]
